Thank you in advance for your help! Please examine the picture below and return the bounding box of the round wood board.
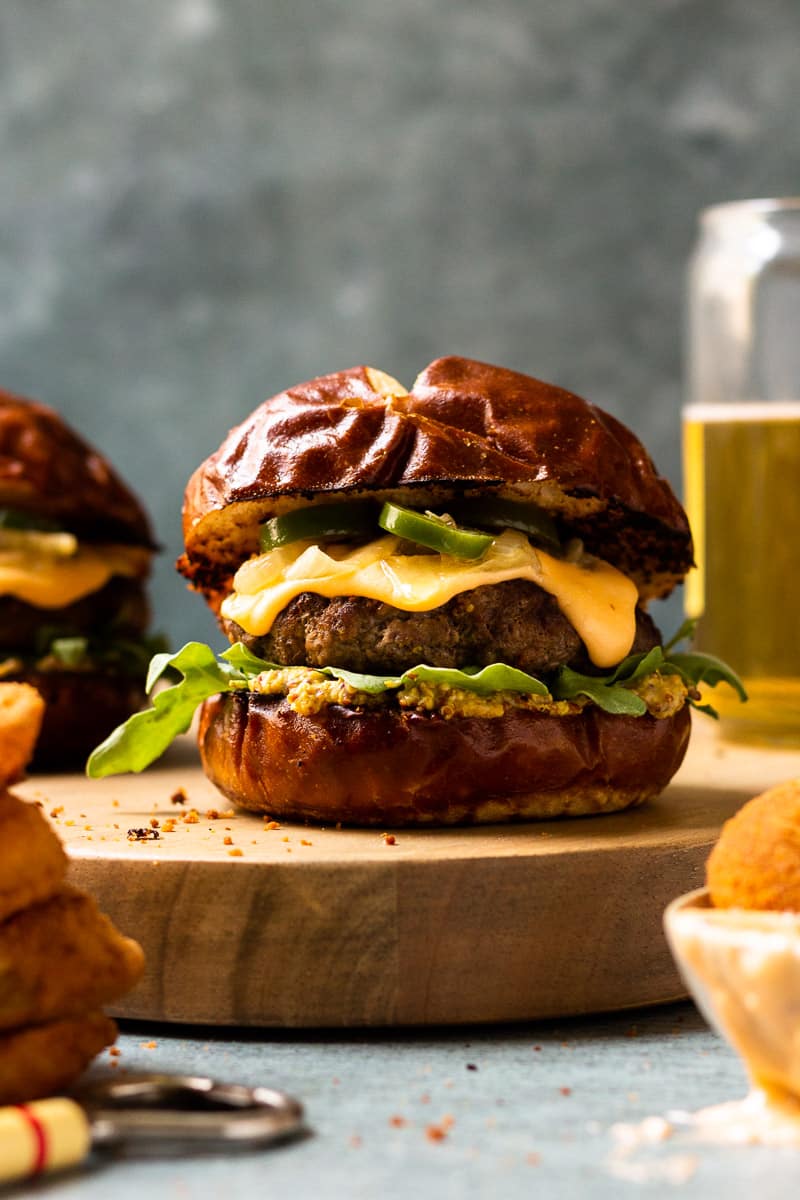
[16,717,800,1028]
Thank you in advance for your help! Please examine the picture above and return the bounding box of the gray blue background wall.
[1,1,798,644]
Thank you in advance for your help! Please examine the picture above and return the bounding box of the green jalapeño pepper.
[259,501,378,553]
[0,508,61,533]
[378,502,494,560]
[450,498,560,552]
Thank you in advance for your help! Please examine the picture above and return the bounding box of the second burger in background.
[0,392,161,768]
[87,357,745,824]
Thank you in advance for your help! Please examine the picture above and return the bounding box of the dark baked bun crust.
[6,670,146,770]
[198,692,692,826]
[181,357,692,602]
[0,392,154,545]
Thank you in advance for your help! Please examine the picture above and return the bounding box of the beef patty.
[222,580,661,677]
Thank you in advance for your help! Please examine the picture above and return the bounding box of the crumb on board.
[389,1115,407,1128]
[228,848,243,857]
[425,1116,454,1142]
[223,836,233,846]
[140,1041,157,1050]
[170,788,187,806]
[183,809,200,824]
[127,828,160,842]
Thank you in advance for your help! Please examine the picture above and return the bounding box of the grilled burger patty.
[0,578,150,654]
[222,580,661,677]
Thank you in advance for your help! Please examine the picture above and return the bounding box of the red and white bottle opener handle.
[0,1098,90,1183]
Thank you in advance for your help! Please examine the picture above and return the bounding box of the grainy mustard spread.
[249,666,689,720]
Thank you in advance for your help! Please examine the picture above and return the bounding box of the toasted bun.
[181,357,692,601]
[197,692,691,827]
[5,670,146,771]
[0,391,154,545]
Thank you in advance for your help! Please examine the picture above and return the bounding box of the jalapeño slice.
[0,508,62,533]
[450,498,560,552]
[378,502,494,560]
[259,501,378,553]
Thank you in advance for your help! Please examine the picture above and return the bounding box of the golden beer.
[682,402,800,745]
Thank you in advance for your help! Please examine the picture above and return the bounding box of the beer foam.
[683,401,800,422]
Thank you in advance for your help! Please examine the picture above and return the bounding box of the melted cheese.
[221,529,638,668]
[0,543,151,608]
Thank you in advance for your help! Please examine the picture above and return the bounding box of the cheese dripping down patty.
[220,529,639,670]
[0,534,151,609]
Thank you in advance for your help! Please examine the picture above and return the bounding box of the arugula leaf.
[551,667,648,715]
[87,643,247,779]
[401,662,549,696]
[666,651,748,702]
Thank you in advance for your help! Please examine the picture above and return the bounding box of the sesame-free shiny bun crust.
[198,692,692,827]
[0,392,154,545]
[180,357,692,601]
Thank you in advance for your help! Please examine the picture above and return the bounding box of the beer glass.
[683,198,800,746]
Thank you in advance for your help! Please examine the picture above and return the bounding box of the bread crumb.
[223,836,233,846]
[228,848,244,858]
[264,820,281,830]
[170,788,187,806]
[389,1115,407,1128]
[183,809,199,824]
[141,1041,157,1050]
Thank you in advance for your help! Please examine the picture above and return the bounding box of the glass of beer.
[683,198,800,746]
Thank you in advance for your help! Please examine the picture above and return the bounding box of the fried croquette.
[0,789,67,923]
[0,1011,117,1105]
[0,682,44,787]
[707,778,800,911]
[0,885,145,1031]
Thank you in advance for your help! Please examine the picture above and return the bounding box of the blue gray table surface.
[9,1000,798,1199]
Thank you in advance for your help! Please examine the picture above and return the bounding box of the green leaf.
[551,667,648,715]
[321,665,402,694]
[49,636,89,669]
[663,618,698,654]
[87,643,246,779]
[221,642,278,676]
[400,662,549,697]
[666,651,748,702]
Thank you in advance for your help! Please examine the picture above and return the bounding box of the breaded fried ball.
[707,779,800,910]
[0,682,44,787]
[0,1011,117,1105]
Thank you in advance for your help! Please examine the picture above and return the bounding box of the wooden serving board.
[16,718,800,1028]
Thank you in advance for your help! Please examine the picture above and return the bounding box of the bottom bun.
[8,670,145,771]
[198,692,692,826]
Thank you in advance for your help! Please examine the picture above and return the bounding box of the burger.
[88,357,744,824]
[0,391,159,768]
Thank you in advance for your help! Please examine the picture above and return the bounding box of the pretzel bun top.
[0,392,154,546]
[181,357,692,600]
